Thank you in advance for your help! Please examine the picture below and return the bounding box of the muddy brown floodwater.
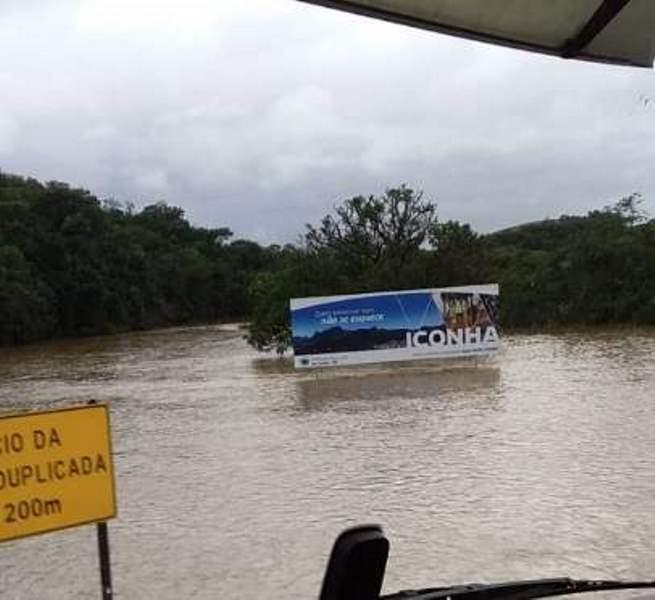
[0,324,654,599]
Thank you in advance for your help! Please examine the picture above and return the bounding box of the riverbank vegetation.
[2,171,653,349]
[0,172,267,345]
[248,189,655,353]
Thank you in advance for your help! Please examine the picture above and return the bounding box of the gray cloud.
[2,1,655,243]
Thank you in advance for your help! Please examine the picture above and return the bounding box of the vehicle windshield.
[1,1,654,599]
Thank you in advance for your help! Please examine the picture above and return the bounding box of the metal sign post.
[97,521,113,599]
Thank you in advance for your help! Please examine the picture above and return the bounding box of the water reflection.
[294,365,501,412]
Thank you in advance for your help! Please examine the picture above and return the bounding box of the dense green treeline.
[2,172,654,349]
[488,197,655,326]
[0,172,268,345]
[247,189,655,353]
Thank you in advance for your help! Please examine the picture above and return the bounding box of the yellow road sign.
[0,404,116,543]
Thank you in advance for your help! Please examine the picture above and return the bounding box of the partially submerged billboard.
[290,284,499,368]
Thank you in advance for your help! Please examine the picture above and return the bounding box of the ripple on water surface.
[1,325,655,598]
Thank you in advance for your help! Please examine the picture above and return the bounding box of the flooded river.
[0,325,654,599]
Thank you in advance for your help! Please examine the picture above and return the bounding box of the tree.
[0,172,259,345]
[604,193,647,225]
[305,185,437,288]
[247,186,439,353]
[246,270,294,355]
[0,245,55,343]
[429,220,490,286]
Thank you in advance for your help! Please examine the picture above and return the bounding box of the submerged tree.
[247,186,438,353]
[305,185,436,281]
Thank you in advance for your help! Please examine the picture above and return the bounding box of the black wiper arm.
[382,578,655,600]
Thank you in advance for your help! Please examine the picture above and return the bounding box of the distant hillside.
[487,215,589,251]
[484,199,655,326]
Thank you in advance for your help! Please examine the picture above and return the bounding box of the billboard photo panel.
[290,284,499,368]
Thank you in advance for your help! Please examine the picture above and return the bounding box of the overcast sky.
[2,0,655,242]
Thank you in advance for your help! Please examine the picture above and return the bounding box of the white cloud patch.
[0,115,19,156]
[1,1,655,241]
[132,167,169,192]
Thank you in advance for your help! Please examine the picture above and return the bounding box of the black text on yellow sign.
[0,404,116,543]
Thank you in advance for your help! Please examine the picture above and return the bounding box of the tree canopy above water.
[1,171,653,349]
[247,191,655,353]
[0,172,268,345]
